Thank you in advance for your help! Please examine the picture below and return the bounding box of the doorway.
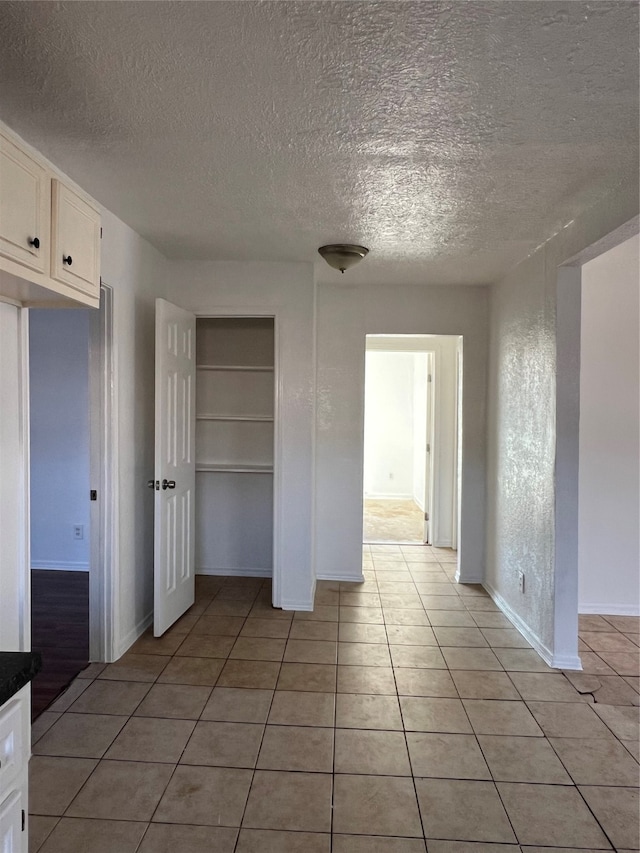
[363,334,461,548]
[29,307,90,715]
[28,284,113,715]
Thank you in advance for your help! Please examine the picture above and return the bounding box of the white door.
[423,354,434,544]
[154,298,196,636]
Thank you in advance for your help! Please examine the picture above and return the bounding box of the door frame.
[423,351,435,545]
[193,310,281,606]
[553,215,639,668]
[362,337,439,545]
[88,282,115,660]
[16,283,115,658]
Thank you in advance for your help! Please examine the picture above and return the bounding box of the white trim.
[117,610,153,659]
[31,560,89,571]
[366,335,443,352]
[272,313,282,608]
[196,567,272,578]
[281,596,314,612]
[455,571,483,584]
[317,572,365,584]
[19,308,31,651]
[484,580,583,671]
[364,492,415,501]
[433,538,453,549]
[192,308,281,609]
[579,603,640,617]
[89,283,116,662]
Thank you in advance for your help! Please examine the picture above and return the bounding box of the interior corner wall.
[485,184,639,665]
[29,308,90,571]
[315,283,489,583]
[578,234,640,615]
[164,260,316,611]
[100,208,169,659]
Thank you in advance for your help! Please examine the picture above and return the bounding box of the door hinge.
[90,489,97,501]
[21,809,25,831]
[424,512,429,521]
[100,227,103,238]
[427,373,432,382]
[426,443,431,453]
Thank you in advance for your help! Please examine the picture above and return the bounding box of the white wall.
[100,209,168,657]
[579,234,640,615]
[315,283,488,582]
[486,183,639,667]
[29,309,90,571]
[165,260,316,610]
[364,351,416,499]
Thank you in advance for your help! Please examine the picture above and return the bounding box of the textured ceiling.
[0,1,637,284]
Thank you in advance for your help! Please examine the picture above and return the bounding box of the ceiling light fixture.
[318,244,369,274]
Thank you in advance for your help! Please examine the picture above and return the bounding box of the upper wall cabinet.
[0,133,49,275]
[0,129,101,309]
[51,180,101,299]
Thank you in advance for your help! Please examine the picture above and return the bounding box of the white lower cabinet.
[0,687,29,853]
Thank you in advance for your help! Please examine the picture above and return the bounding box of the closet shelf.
[196,414,274,422]
[196,464,273,474]
[197,364,274,373]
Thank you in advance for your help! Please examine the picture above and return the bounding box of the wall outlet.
[518,570,525,593]
[73,524,84,540]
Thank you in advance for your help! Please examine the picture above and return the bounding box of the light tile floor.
[29,544,640,852]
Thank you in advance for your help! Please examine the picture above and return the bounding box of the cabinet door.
[0,132,48,274]
[51,179,101,298]
[0,788,23,853]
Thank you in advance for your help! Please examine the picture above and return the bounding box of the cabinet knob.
[28,237,40,249]
[63,254,73,266]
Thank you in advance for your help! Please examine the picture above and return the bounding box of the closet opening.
[195,317,275,578]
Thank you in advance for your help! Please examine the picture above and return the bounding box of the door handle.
[162,479,176,490]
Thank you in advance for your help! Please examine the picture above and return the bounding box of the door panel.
[0,131,48,274]
[154,299,196,636]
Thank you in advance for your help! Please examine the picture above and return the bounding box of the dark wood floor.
[31,569,89,719]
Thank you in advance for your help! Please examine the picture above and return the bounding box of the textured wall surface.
[100,208,168,658]
[486,181,639,663]
[164,261,316,611]
[315,282,488,581]
[0,2,637,286]
[487,249,557,648]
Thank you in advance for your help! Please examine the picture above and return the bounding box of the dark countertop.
[0,652,42,707]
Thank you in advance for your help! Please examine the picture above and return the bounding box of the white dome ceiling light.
[318,244,369,274]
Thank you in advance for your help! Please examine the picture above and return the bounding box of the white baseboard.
[281,596,314,612]
[196,566,272,578]
[455,570,484,584]
[433,539,453,549]
[579,603,640,617]
[483,581,583,671]
[317,572,365,584]
[117,610,153,659]
[31,560,89,572]
[364,493,415,502]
